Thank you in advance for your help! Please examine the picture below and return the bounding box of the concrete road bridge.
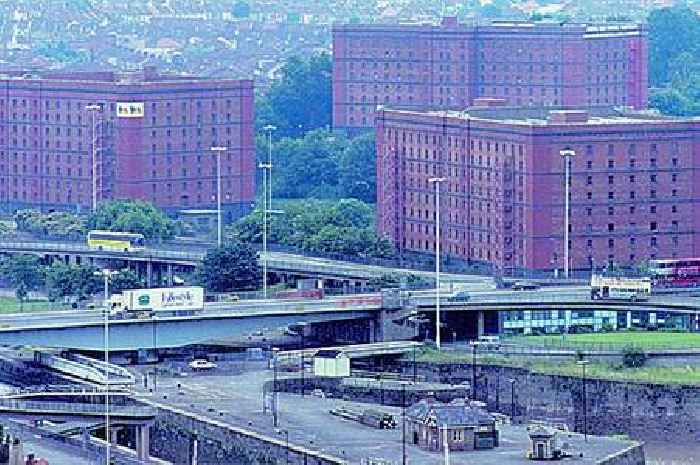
[0,239,489,289]
[0,288,698,351]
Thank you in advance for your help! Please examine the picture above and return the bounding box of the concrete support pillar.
[146,261,153,288]
[368,319,376,343]
[109,427,119,445]
[343,280,350,294]
[166,264,173,287]
[136,425,150,462]
[626,311,632,329]
[477,310,485,338]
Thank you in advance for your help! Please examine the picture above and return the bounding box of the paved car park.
[139,362,641,465]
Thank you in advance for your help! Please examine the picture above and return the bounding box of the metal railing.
[0,240,204,262]
[0,399,156,418]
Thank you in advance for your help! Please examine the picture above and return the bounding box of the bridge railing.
[0,399,155,417]
[0,240,204,261]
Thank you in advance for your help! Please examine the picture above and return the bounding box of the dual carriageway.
[0,285,697,350]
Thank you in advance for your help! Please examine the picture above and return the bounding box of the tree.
[338,132,376,203]
[196,240,261,292]
[13,209,85,239]
[229,199,394,259]
[257,53,332,139]
[232,0,251,18]
[45,262,101,304]
[87,200,178,241]
[271,129,347,199]
[110,269,145,293]
[649,87,694,116]
[0,255,45,310]
[648,6,700,87]
[622,345,647,368]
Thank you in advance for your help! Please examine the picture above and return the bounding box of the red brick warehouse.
[333,18,647,134]
[376,103,700,275]
[0,67,255,221]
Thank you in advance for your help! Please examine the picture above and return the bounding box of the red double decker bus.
[648,258,700,288]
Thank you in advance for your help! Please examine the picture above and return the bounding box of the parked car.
[188,359,217,371]
[448,290,471,302]
[511,281,540,291]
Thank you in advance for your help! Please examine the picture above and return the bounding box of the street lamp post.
[577,360,590,441]
[263,125,276,211]
[86,104,101,212]
[508,378,517,424]
[428,177,446,349]
[272,347,279,428]
[95,268,117,465]
[402,383,407,465]
[259,162,272,298]
[211,147,227,247]
[560,149,575,279]
[472,343,477,401]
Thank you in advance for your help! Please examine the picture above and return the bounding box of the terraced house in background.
[375,103,700,276]
[0,66,255,221]
[333,18,647,134]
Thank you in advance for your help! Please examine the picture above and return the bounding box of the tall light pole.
[94,268,117,465]
[428,177,446,349]
[508,378,517,424]
[263,125,276,211]
[272,347,279,428]
[259,162,272,298]
[577,359,590,441]
[211,146,227,247]
[560,149,575,279]
[86,104,101,212]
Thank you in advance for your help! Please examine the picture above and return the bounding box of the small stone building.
[528,425,559,460]
[406,399,498,452]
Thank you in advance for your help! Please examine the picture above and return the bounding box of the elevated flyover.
[0,288,698,350]
[0,239,491,286]
[0,399,155,423]
[0,296,383,351]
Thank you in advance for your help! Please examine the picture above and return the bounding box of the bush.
[622,345,647,368]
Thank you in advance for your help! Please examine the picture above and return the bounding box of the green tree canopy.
[87,200,178,241]
[0,255,45,307]
[110,269,146,293]
[229,199,394,259]
[45,262,101,303]
[648,6,700,87]
[268,129,347,199]
[14,210,85,239]
[232,0,251,18]
[196,240,261,292]
[256,53,332,139]
[338,132,376,203]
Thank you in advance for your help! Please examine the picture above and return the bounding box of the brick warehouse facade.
[0,67,255,221]
[375,104,700,274]
[333,18,647,134]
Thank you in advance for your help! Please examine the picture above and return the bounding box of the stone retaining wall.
[394,361,700,443]
[598,442,646,465]
[148,401,346,465]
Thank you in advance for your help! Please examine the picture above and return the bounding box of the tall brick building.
[376,103,700,274]
[0,67,255,221]
[333,19,648,134]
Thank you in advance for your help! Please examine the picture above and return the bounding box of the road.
[2,285,699,332]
